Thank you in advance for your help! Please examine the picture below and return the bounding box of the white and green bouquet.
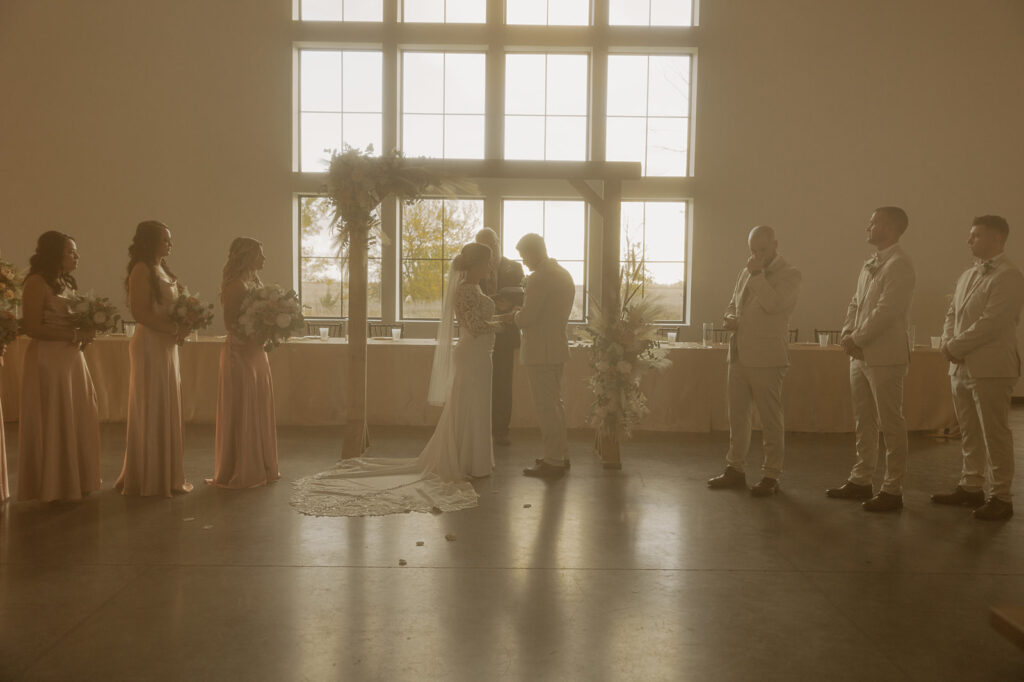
[0,256,24,311]
[68,293,121,336]
[170,290,216,339]
[0,308,18,347]
[235,284,305,351]
[578,253,671,438]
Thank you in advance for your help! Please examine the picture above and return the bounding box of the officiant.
[475,228,525,446]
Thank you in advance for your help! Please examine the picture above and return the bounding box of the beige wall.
[1,0,1022,342]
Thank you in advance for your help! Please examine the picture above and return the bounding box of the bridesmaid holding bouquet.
[206,238,280,488]
[115,221,192,496]
[17,231,101,502]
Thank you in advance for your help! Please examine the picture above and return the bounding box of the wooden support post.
[343,226,370,458]
[599,178,623,470]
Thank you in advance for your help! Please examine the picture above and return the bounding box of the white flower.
[275,313,291,329]
[92,312,107,324]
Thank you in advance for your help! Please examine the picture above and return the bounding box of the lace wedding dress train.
[291,278,496,517]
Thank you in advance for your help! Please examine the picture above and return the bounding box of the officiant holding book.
[475,228,525,445]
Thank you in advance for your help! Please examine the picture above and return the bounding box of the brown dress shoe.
[826,481,873,500]
[535,457,570,469]
[523,461,566,479]
[707,466,746,489]
[862,491,903,512]
[750,477,779,497]
[973,497,1013,521]
[931,486,985,507]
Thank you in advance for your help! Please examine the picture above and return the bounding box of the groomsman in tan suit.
[707,226,801,496]
[933,215,1024,521]
[514,234,577,479]
[827,207,915,512]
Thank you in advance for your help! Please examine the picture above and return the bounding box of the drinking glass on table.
[391,327,401,341]
[319,327,329,341]
[666,331,677,344]
[930,336,941,349]
[702,322,713,347]
[818,332,829,348]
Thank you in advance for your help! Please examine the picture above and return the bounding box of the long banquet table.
[0,336,956,433]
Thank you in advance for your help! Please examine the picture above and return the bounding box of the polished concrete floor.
[2,415,1024,682]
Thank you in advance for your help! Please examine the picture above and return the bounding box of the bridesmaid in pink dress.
[17,231,102,502]
[115,221,192,496]
[206,238,280,488]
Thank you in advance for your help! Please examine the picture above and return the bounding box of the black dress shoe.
[863,491,903,512]
[707,466,746,489]
[974,497,1014,521]
[523,461,566,479]
[750,477,779,497]
[931,486,985,507]
[826,481,873,500]
[535,457,570,469]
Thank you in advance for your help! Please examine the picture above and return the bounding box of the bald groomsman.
[933,215,1024,521]
[827,207,915,512]
[708,226,801,496]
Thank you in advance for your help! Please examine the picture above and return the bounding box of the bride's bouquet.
[68,293,122,336]
[170,290,216,340]
[235,284,305,351]
[0,256,24,311]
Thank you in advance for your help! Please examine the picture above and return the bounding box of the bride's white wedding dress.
[291,276,496,516]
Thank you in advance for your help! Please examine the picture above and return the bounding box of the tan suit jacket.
[942,255,1024,378]
[514,258,576,365]
[724,255,801,368]
[842,244,915,366]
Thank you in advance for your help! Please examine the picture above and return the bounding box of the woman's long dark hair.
[28,230,77,295]
[125,220,177,304]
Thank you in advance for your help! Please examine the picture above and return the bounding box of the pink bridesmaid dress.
[17,287,102,502]
[115,276,192,496]
[207,282,280,488]
[1,377,8,504]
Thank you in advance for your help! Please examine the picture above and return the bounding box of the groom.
[514,233,576,479]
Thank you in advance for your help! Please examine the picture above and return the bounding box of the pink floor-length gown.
[17,287,102,502]
[207,286,280,488]
[1,375,9,504]
[115,277,191,496]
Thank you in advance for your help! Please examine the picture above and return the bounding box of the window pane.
[401,200,444,258]
[301,112,341,171]
[367,258,383,319]
[562,261,585,320]
[403,52,444,113]
[302,0,343,21]
[342,113,382,154]
[502,201,543,256]
[606,55,648,116]
[650,0,692,26]
[643,202,687,262]
[644,263,685,320]
[445,53,486,113]
[300,197,338,257]
[506,0,546,25]
[344,0,383,21]
[301,258,345,317]
[548,0,589,25]
[609,0,650,25]
[402,260,444,318]
[505,54,546,115]
[545,116,586,161]
[403,114,445,157]
[620,202,646,259]
[343,52,382,112]
[646,117,687,176]
[444,115,485,159]
[446,0,486,22]
[543,201,585,261]
[301,51,342,111]
[504,116,545,159]
[649,56,690,117]
[403,0,444,22]
[606,116,645,168]
[546,54,587,115]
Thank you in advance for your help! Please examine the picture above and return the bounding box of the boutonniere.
[982,260,995,275]
[863,256,880,275]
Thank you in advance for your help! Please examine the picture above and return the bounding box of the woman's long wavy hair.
[221,237,264,290]
[28,231,78,295]
[124,220,177,304]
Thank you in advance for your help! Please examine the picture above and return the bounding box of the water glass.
[319,327,329,341]
[391,328,401,341]
[930,336,941,349]
[123,322,136,338]
[818,332,829,347]
[702,322,713,347]
[666,331,677,344]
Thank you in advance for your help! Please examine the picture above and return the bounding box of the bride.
[291,243,507,516]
